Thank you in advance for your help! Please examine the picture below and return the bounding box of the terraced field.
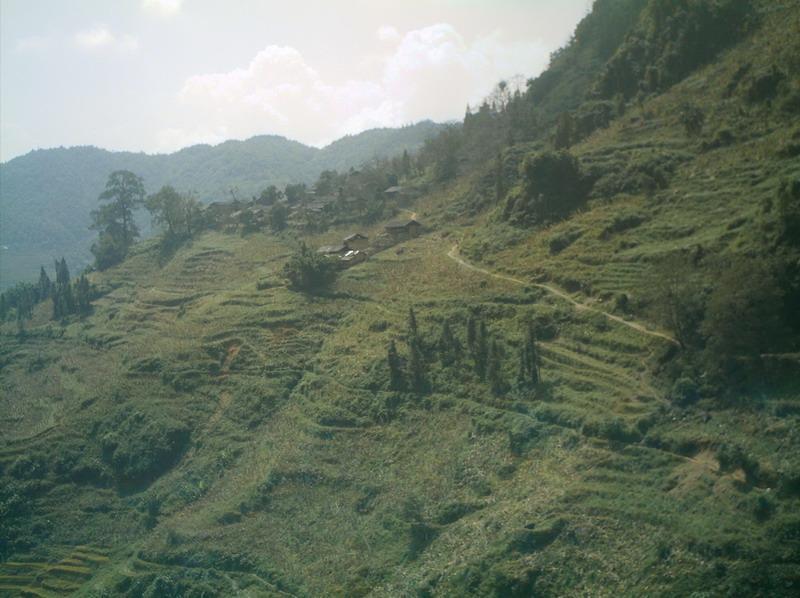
[0,546,110,597]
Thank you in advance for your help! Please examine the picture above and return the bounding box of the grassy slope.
[2,5,800,598]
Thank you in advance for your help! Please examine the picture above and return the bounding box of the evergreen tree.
[401,150,412,178]
[439,320,458,366]
[387,340,405,391]
[52,258,74,319]
[487,340,505,394]
[519,323,541,386]
[37,266,52,302]
[467,315,477,350]
[91,170,146,269]
[409,338,427,393]
[0,294,7,321]
[475,320,489,380]
[75,275,91,317]
[408,306,418,340]
[494,152,506,201]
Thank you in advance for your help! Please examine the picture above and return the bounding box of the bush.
[549,229,583,254]
[99,407,190,489]
[504,151,587,225]
[282,243,338,293]
[669,377,699,406]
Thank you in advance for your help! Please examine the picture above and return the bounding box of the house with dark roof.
[343,233,369,250]
[384,218,423,239]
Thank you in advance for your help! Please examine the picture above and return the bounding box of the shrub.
[669,377,699,406]
[282,243,338,293]
[504,151,587,225]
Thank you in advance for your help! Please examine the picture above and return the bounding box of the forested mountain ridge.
[1,0,800,596]
[0,121,443,289]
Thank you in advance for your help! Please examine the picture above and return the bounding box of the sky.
[0,0,592,162]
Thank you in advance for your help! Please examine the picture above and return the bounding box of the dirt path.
[446,244,678,346]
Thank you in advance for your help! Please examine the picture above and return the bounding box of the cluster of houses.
[316,218,424,268]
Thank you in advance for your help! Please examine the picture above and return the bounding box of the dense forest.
[1,0,799,595]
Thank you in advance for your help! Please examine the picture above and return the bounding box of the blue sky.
[0,0,591,161]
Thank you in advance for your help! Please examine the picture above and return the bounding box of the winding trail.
[446,244,678,346]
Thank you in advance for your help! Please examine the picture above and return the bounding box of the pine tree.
[37,266,52,302]
[439,320,457,366]
[408,306,418,340]
[409,338,427,393]
[519,323,541,386]
[494,152,506,201]
[467,315,477,350]
[475,320,489,380]
[387,340,404,391]
[75,275,91,317]
[487,340,505,394]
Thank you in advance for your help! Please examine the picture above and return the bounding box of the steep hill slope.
[0,121,442,289]
[1,1,799,596]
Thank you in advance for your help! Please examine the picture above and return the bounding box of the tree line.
[387,307,541,396]
[0,258,93,334]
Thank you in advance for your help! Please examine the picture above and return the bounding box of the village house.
[343,233,369,250]
[340,249,367,268]
[384,218,423,240]
[383,185,404,197]
[317,244,348,257]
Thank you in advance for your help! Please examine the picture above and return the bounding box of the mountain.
[2,1,800,596]
[0,121,443,289]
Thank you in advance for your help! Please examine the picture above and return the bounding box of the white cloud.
[15,35,50,53]
[376,25,401,43]
[75,26,115,48]
[142,0,183,17]
[162,23,548,149]
[74,26,139,51]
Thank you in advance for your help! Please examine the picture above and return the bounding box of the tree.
[401,150,412,178]
[554,111,575,149]
[487,340,506,395]
[52,257,74,320]
[91,170,145,268]
[438,320,459,365]
[474,320,489,380]
[651,255,706,350]
[146,186,185,238]
[408,337,427,393]
[494,152,506,201]
[508,151,586,224]
[37,266,52,302]
[407,307,418,340]
[387,340,405,390]
[518,323,541,386]
[257,185,283,206]
[701,258,785,382]
[75,275,91,317]
[269,203,289,232]
[282,243,337,293]
[679,102,705,137]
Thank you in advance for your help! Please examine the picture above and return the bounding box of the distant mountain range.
[0,121,443,289]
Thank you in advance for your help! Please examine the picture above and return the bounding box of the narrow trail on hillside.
[446,244,679,346]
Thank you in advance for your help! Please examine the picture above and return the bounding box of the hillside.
[2,1,800,596]
[0,121,443,290]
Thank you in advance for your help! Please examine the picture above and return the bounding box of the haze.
[0,0,591,161]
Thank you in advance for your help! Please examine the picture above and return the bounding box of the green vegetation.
[1,1,800,596]
[0,122,444,290]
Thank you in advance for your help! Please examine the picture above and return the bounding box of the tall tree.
[91,170,145,268]
[475,320,489,380]
[387,340,405,391]
[146,185,185,238]
[75,275,91,317]
[37,266,52,302]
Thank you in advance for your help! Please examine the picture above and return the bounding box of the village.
[200,180,425,268]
